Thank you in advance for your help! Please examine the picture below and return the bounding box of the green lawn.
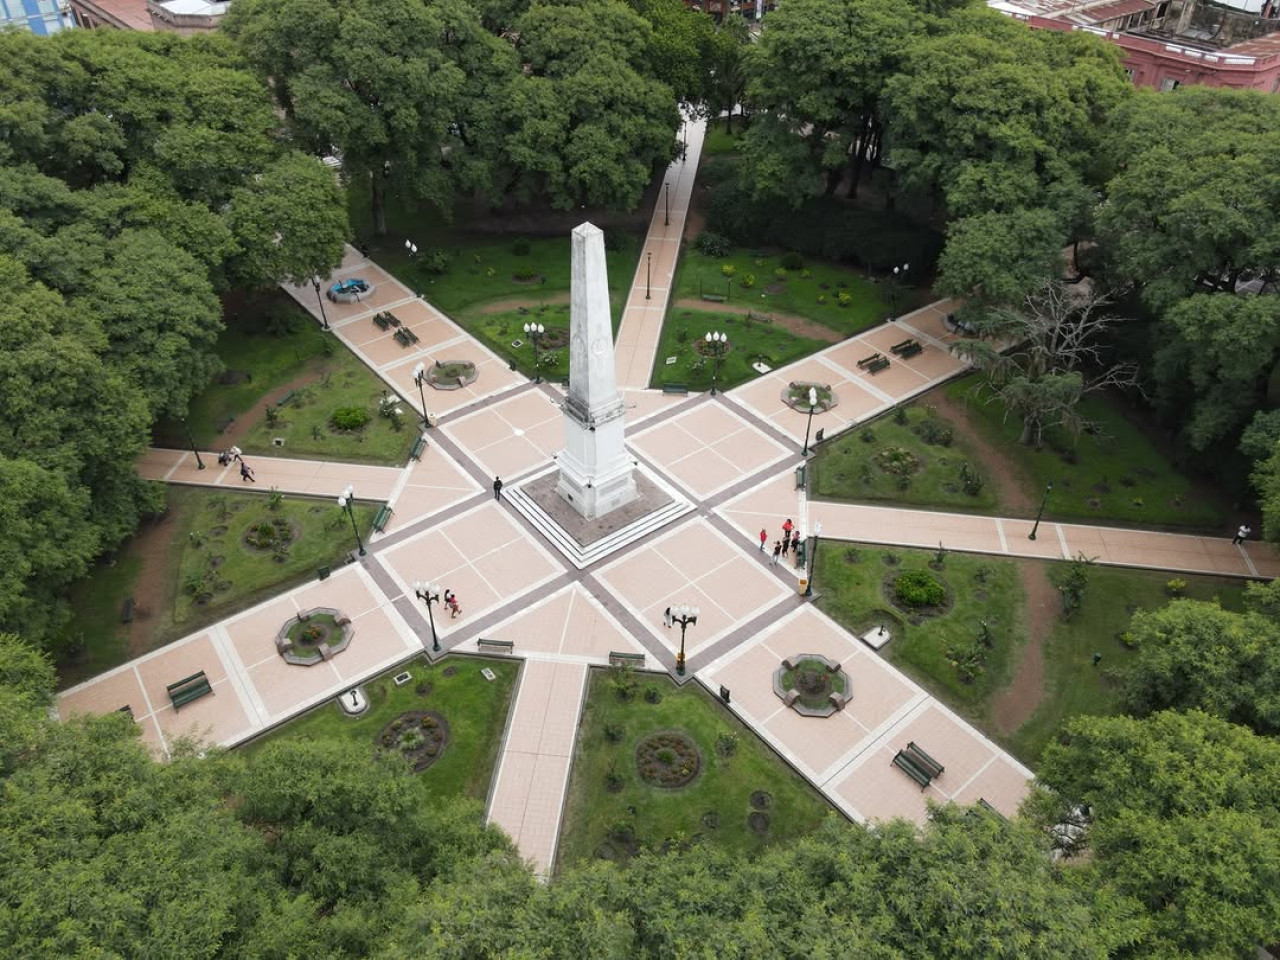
[242,656,519,802]
[947,375,1227,529]
[702,118,744,156]
[171,488,377,633]
[558,669,836,868]
[466,300,623,382]
[235,347,416,464]
[55,553,144,688]
[674,248,889,336]
[814,544,1025,709]
[810,403,1000,514]
[154,292,330,449]
[1008,566,1245,763]
[648,308,830,392]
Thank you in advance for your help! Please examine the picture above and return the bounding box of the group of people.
[443,589,462,619]
[216,446,255,483]
[760,519,802,566]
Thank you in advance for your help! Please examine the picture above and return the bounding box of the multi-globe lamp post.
[413,580,443,653]
[404,239,418,260]
[523,322,546,382]
[704,330,727,396]
[801,386,820,456]
[411,362,432,429]
[336,483,366,557]
[670,604,699,676]
[311,277,330,330]
[890,262,909,319]
[1029,481,1054,541]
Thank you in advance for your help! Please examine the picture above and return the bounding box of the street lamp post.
[523,322,545,382]
[336,483,366,557]
[404,239,418,259]
[311,277,330,330]
[1029,481,1054,541]
[411,362,432,429]
[664,181,670,227]
[804,521,822,597]
[413,580,443,653]
[181,418,205,470]
[890,262,909,319]
[669,604,699,676]
[801,386,819,456]
[704,330,727,395]
[646,251,652,300]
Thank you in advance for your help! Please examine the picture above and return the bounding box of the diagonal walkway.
[138,447,403,500]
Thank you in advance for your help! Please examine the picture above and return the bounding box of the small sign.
[393,671,413,686]
[752,361,772,374]
[666,356,678,365]
[511,339,524,349]
[481,667,496,682]
[719,685,731,703]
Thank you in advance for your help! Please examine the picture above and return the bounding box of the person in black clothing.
[493,476,503,501]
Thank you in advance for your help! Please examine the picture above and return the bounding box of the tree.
[1031,711,1280,959]
[1119,600,1280,735]
[937,207,1069,306]
[702,14,752,133]
[626,0,717,105]
[951,280,1137,446]
[1251,440,1280,543]
[739,0,922,203]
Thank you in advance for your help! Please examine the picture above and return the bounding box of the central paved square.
[627,400,792,499]
[591,516,792,660]
[440,388,566,482]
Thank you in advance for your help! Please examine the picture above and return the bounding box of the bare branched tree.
[951,280,1139,447]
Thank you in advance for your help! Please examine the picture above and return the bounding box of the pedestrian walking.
[759,528,768,552]
[1232,523,1252,545]
[239,462,255,483]
[790,531,801,556]
[493,476,503,501]
[771,541,782,566]
[217,450,231,467]
[663,606,673,629]
[445,590,461,618]
[229,445,243,463]
[782,518,794,543]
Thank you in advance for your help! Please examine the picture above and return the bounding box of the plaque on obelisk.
[554,223,638,519]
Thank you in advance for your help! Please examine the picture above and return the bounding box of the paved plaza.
[62,116,1278,878]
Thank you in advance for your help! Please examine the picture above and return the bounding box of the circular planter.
[425,360,478,391]
[275,606,354,666]
[377,710,449,773]
[780,381,838,413]
[635,730,702,788]
[773,654,851,717]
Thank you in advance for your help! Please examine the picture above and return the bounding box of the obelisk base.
[555,453,637,520]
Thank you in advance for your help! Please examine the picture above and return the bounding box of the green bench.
[892,750,932,789]
[120,597,134,624]
[409,436,428,460]
[477,638,515,653]
[116,704,134,719]
[662,382,688,395]
[857,352,883,369]
[747,311,773,324]
[794,465,806,490]
[906,741,944,779]
[373,313,391,331]
[167,671,213,710]
[700,293,727,303]
[868,357,891,374]
[890,339,923,359]
[608,651,645,667]
[276,390,297,408]
[372,504,394,532]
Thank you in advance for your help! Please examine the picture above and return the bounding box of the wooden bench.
[409,436,428,461]
[795,465,806,490]
[276,390,297,408]
[608,651,645,667]
[747,311,773,324]
[892,750,933,789]
[662,383,688,395]
[857,353,883,369]
[120,597,134,624]
[868,357,891,374]
[476,638,515,653]
[977,798,1006,820]
[905,741,945,779]
[373,313,391,331]
[372,504,393,533]
[700,293,727,303]
[402,327,419,344]
[387,313,401,328]
[116,704,134,719]
[167,671,213,710]
[899,342,923,359]
[890,338,914,354]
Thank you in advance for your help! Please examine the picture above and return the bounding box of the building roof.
[1074,0,1153,23]
[153,0,228,13]
[1224,30,1280,57]
[73,0,152,30]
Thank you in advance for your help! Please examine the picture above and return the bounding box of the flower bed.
[377,710,449,773]
[635,730,701,788]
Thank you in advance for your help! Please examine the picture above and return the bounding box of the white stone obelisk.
[555,223,637,519]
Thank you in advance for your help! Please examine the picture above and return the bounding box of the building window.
[1125,67,1136,80]
[1156,1,1169,15]
[1159,77,1181,91]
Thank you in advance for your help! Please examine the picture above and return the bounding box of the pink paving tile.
[522,418,565,453]
[654,520,742,582]
[504,661,556,754]
[153,677,254,747]
[359,334,419,368]
[380,536,468,589]
[432,567,502,633]
[226,596,300,667]
[168,455,221,484]
[519,753,573,874]
[484,591,575,655]
[381,486,462,534]
[950,755,1033,818]
[328,607,413,681]
[247,653,342,718]
[487,750,538,837]
[595,549,690,605]
[708,431,788,473]
[559,592,643,660]
[765,705,868,777]
[661,450,742,497]
[881,703,997,794]
[630,420,706,463]
[136,448,187,480]
[136,715,167,756]
[133,635,227,716]
[837,651,920,734]
[703,643,789,720]
[698,559,790,620]
[538,664,586,756]
[58,668,148,720]
[832,746,941,826]
[291,569,385,618]
[341,316,397,347]
[849,356,930,397]
[471,538,559,597]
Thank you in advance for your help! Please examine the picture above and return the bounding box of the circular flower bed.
[286,613,341,653]
[635,730,701,788]
[377,711,449,773]
[243,518,296,550]
[779,659,847,710]
[893,569,947,608]
[782,381,837,412]
[424,360,478,390]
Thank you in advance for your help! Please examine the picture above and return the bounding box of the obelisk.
[555,223,637,519]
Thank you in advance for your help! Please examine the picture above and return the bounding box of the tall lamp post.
[337,483,366,557]
[669,604,699,676]
[523,322,545,382]
[311,277,330,330]
[411,362,432,429]
[664,182,671,227]
[646,251,652,300]
[1028,481,1054,541]
[181,418,205,470]
[801,386,819,456]
[890,262,909,319]
[804,521,822,597]
[404,239,418,259]
[413,580,443,653]
[704,330,727,395]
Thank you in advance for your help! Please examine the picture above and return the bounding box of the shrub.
[740,273,756,289]
[330,406,370,431]
[399,729,425,752]
[960,461,986,497]
[604,231,624,252]
[604,723,625,743]
[695,231,732,257]
[875,446,918,489]
[816,294,827,303]
[715,732,739,758]
[1166,578,1188,597]
[837,291,852,307]
[511,238,531,256]
[721,263,737,278]
[894,569,946,608]
[894,407,909,426]
[774,268,789,281]
[860,427,876,443]
[643,685,661,704]
[799,269,812,279]
[422,249,449,274]
[513,265,538,282]
[780,252,805,271]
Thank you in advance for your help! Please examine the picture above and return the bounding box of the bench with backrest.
[701,293,727,303]
[905,741,944,779]
[662,382,688,395]
[373,313,391,331]
[608,651,645,667]
[372,504,394,533]
[476,637,515,653]
[121,597,135,624]
[167,671,213,710]
[277,390,297,408]
[795,465,806,490]
[409,436,428,461]
[891,339,923,358]
[892,749,933,789]
[394,328,410,346]
[857,353,883,369]
[402,326,419,344]
[889,338,914,354]
[747,311,773,324]
[868,357,891,374]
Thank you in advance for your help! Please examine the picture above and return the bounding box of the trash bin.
[797,578,808,596]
